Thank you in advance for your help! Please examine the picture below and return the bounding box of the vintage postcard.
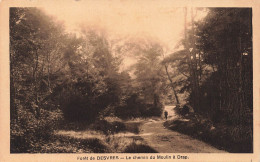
[0,0,259,161]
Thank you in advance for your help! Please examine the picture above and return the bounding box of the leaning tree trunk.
[164,64,180,105]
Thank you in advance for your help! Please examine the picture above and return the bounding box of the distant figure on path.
[164,110,168,120]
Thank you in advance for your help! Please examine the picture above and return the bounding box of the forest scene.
[10,5,252,153]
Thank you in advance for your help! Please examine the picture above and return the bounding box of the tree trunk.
[190,7,200,110]
[164,64,180,105]
[34,50,40,118]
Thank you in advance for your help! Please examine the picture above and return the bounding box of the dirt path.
[54,106,227,153]
[139,106,227,153]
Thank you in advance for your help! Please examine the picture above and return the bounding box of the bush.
[164,116,253,153]
[61,94,98,122]
[124,122,141,134]
[59,77,122,123]
[114,94,163,119]
[39,135,108,153]
[144,103,163,117]
[123,142,158,153]
[91,119,126,135]
[10,106,63,153]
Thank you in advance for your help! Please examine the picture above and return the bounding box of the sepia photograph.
[1,0,259,161]
[9,4,253,154]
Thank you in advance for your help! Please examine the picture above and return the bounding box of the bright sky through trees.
[43,2,206,49]
[42,1,207,69]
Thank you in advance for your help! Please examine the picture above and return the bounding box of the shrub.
[164,117,253,153]
[39,135,108,153]
[61,94,98,122]
[123,142,158,153]
[91,119,126,135]
[10,106,63,153]
[114,94,163,119]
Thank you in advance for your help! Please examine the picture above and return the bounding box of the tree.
[10,7,68,152]
[195,8,252,124]
[10,7,68,117]
[161,7,204,108]
[127,38,166,104]
[57,27,126,121]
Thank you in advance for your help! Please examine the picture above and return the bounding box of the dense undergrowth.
[10,108,63,153]
[123,143,158,153]
[11,105,153,153]
[164,107,253,153]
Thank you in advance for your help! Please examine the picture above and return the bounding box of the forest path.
[139,105,227,153]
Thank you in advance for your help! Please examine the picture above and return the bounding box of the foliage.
[114,93,163,119]
[162,8,252,153]
[164,115,252,152]
[10,7,166,152]
[10,107,63,152]
[57,28,140,122]
[123,142,158,153]
[10,7,252,153]
[163,8,252,125]
[133,40,167,104]
[38,135,108,153]
[163,8,253,153]
[90,120,126,135]
[10,7,67,153]
[194,8,252,125]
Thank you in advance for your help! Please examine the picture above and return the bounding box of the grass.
[105,135,138,153]
[22,135,109,153]
[57,120,92,131]
[124,122,141,134]
[46,116,148,153]
[13,114,159,153]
